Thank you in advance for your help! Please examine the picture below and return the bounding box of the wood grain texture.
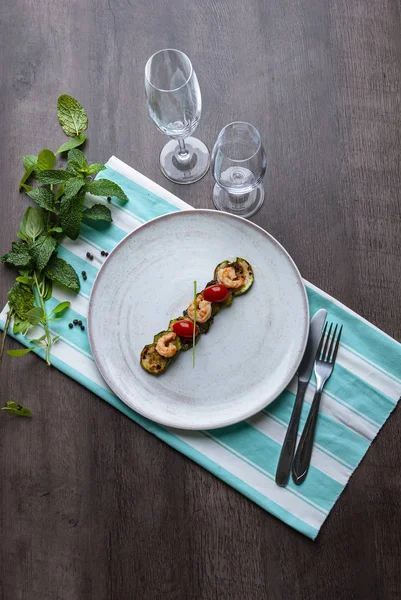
[1,0,401,598]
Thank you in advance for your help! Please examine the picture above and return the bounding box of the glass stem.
[229,192,250,210]
[178,138,188,156]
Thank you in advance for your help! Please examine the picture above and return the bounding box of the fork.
[292,322,343,485]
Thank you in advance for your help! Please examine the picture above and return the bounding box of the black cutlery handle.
[275,380,308,487]
[292,389,322,485]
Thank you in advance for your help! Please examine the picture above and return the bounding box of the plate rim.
[88,209,309,429]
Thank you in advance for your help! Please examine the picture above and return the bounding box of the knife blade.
[275,308,327,487]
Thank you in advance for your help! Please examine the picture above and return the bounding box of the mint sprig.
[0,94,130,416]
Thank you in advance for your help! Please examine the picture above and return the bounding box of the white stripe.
[171,429,326,530]
[287,379,378,440]
[107,156,194,212]
[60,237,104,269]
[338,344,401,400]
[248,413,352,484]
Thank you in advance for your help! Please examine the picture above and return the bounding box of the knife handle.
[275,380,308,487]
[292,389,322,485]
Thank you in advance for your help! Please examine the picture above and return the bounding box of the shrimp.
[156,331,178,358]
[216,266,245,289]
[187,295,212,323]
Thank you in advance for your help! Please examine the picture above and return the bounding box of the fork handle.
[275,380,308,487]
[292,389,322,485]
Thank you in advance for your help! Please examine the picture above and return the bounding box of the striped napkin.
[1,156,400,540]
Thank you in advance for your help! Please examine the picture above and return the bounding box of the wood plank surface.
[1,0,401,598]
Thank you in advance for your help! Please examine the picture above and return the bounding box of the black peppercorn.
[68,323,73,329]
[101,250,105,256]
[78,320,82,326]
[81,325,85,331]
[105,252,109,257]
[81,270,86,276]
[83,274,87,281]
[86,252,90,258]
[107,196,111,202]
[73,319,78,325]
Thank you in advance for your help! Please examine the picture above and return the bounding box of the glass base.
[159,137,210,184]
[212,183,264,218]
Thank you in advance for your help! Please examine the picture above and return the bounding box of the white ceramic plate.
[88,210,309,430]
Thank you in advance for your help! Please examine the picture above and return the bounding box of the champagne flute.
[211,122,266,218]
[145,49,210,184]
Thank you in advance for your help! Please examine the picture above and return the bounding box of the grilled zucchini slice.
[140,343,170,375]
[214,258,254,296]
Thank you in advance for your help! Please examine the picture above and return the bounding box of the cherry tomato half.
[203,284,229,303]
[172,320,200,338]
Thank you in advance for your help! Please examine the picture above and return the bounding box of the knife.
[275,308,327,487]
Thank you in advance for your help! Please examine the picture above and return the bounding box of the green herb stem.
[34,271,51,366]
[192,281,197,368]
[0,310,13,371]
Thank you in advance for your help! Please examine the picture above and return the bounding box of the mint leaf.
[37,149,55,171]
[60,193,84,240]
[8,282,35,320]
[85,179,128,202]
[30,235,57,272]
[83,204,112,222]
[26,306,44,325]
[16,276,33,285]
[23,155,37,170]
[44,256,80,292]
[20,156,39,191]
[26,187,57,213]
[35,170,76,185]
[50,301,70,315]
[43,277,53,301]
[21,207,45,241]
[7,348,33,356]
[19,165,36,191]
[2,401,32,417]
[56,183,65,200]
[68,148,87,172]
[57,95,88,137]
[87,163,106,175]
[0,242,31,268]
[63,177,85,200]
[20,184,33,192]
[13,317,31,335]
[56,133,86,155]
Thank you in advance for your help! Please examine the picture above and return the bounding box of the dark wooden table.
[1,0,401,598]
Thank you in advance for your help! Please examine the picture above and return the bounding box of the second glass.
[145,49,210,184]
[211,122,266,218]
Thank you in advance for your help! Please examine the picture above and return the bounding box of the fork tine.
[322,323,333,362]
[327,324,338,362]
[316,322,327,360]
[331,325,343,364]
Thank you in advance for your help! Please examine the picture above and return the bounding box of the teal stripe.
[97,166,180,221]
[323,363,396,424]
[207,423,342,513]
[79,221,127,252]
[267,391,370,467]
[306,286,401,383]
[0,316,318,540]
